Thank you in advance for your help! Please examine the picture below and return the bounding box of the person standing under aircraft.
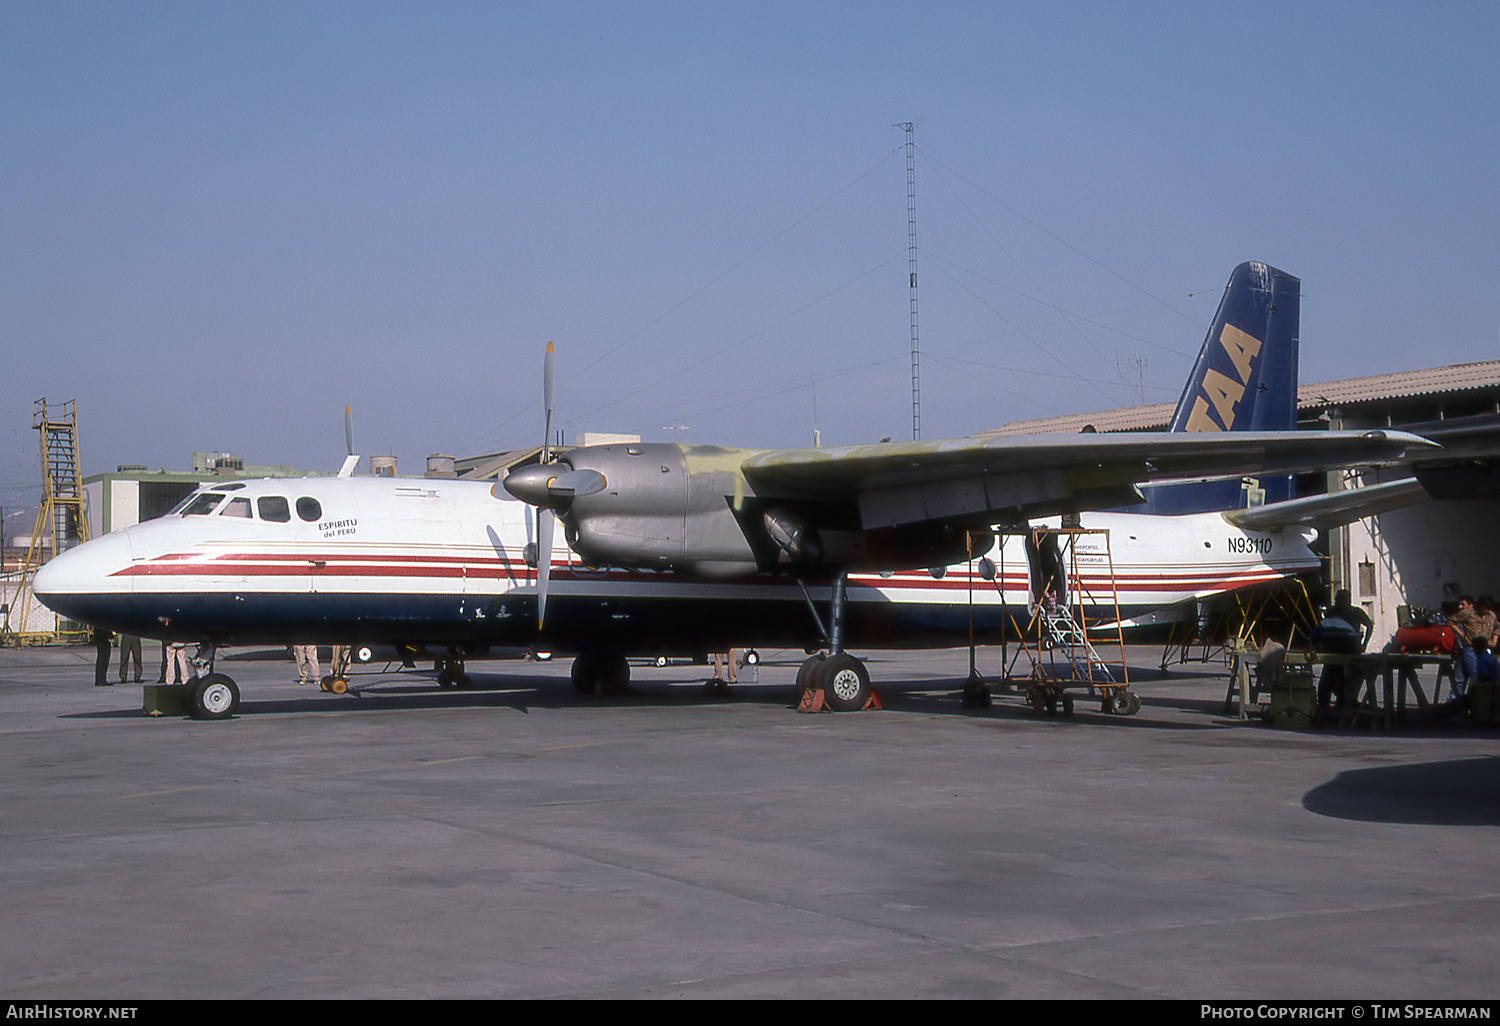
[293,644,320,686]
[93,627,113,687]
[164,642,193,685]
[117,632,142,683]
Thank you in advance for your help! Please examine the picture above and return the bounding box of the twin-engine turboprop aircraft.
[35,262,1436,718]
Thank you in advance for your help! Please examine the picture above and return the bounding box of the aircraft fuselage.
[34,475,1320,655]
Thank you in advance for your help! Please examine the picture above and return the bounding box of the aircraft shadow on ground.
[1303,756,1500,826]
[60,663,1224,729]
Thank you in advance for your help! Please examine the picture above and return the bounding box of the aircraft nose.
[32,530,133,605]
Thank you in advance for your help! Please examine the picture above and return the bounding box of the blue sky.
[3,1,1496,511]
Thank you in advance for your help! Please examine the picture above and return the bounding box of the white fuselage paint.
[34,476,1320,649]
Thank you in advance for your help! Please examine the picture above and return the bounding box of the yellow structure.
[4,399,91,644]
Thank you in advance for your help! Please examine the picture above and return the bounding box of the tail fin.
[1142,260,1301,514]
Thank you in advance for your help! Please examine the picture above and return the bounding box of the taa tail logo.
[1184,324,1263,432]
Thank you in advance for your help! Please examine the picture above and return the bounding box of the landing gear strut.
[796,572,876,712]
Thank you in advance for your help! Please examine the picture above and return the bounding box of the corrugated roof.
[978,360,1500,437]
[1295,360,1500,408]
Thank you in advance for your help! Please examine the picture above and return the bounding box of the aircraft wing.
[1221,477,1430,531]
[740,430,1437,529]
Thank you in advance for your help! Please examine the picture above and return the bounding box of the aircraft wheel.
[330,676,348,695]
[795,654,827,704]
[598,655,629,696]
[571,654,597,694]
[820,653,871,712]
[190,673,239,720]
[571,653,629,696]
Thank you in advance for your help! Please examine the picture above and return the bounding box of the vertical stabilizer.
[1141,261,1301,514]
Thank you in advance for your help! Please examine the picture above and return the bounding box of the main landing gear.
[795,572,877,713]
[434,656,473,690]
[571,652,630,696]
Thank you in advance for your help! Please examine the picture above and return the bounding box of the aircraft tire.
[795,654,826,704]
[820,653,871,712]
[599,654,629,696]
[571,654,597,694]
[571,653,629,696]
[190,673,239,720]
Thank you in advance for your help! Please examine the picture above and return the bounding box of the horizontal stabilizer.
[1221,477,1429,531]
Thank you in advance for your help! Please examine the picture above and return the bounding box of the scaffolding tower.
[3,399,91,644]
[967,525,1137,715]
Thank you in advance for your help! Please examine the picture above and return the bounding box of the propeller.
[337,405,359,478]
[499,343,608,630]
[536,343,557,630]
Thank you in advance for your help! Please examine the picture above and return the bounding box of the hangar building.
[981,359,1500,647]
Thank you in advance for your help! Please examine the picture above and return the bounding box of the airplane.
[33,261,1436,719]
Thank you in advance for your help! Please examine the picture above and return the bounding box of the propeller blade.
[546,468,606,499]
[536,507,554,630]
[542,341,555,464]
[337,405,358,477]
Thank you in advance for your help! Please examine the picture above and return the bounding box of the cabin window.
[258,496,291,523]
[296,497,322,522]
[221,497,252,518]
[180,494,225,517]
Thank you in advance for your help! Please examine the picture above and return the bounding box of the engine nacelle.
[561,443,761,577]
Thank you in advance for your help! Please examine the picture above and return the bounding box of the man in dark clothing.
[1313,590,1375,714]
[92,627,113,687]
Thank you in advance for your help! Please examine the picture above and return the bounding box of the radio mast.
[897,121,920,440]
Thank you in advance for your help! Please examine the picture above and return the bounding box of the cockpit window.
[258,496,291,523]
[167,493,200,515]
[296,497,322,522]
[221,497,252,518]
[181,494,225,516]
